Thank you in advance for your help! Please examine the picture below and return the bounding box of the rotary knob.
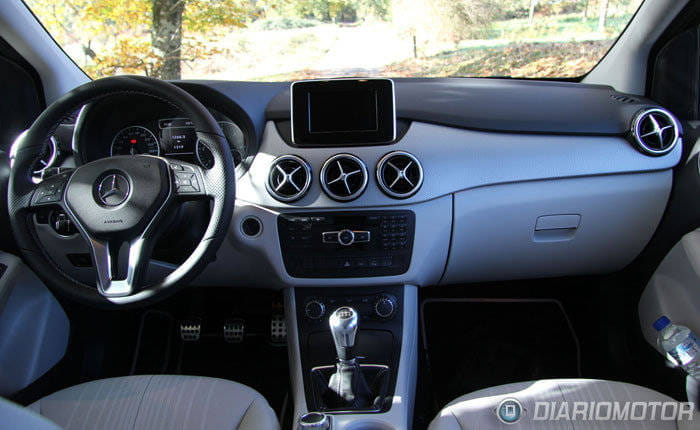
[304,299,326,320]
[374,294,398,319]
[338,229,355,246]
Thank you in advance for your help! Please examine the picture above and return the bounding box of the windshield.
[24,0,644,81]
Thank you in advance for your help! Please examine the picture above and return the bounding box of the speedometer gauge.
[111,126,160,156]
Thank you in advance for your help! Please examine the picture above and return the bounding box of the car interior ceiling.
[3,0,700,429]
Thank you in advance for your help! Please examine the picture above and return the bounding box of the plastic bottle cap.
[654,316,671,331]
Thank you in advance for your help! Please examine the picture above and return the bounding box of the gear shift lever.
[325,306,371,408]
[329,306,358,361]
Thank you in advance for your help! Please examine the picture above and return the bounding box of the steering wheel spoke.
[88,236,153,298]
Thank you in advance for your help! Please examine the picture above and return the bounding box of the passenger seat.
[429,379,698,429]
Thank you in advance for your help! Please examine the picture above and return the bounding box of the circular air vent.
[320,154,368,201]
[266,155,311,202]
[630,108,680,156]
[376,151,423,199]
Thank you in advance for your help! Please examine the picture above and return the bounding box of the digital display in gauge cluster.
[159,118,196,156]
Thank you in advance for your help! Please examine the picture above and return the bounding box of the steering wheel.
[8,76,235,306]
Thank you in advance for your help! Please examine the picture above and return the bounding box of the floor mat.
[422,298,581,409]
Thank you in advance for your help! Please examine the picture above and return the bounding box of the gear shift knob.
[329,306,358,361]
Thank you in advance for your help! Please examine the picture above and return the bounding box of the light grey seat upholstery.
[27,375,279,430]
[429,379,699,430]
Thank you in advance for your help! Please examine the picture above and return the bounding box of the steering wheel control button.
[338,229,355,246]
[95,173,130,206]
[33,177,69,205]
[172,164,202,194]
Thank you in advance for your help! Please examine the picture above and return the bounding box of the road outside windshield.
[25,0,644,81]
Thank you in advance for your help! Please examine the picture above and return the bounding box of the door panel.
[639,230,700,353]
[0,252,69,396]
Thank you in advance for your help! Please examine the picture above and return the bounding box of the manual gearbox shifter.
[325,307,372,408]
[329,306,358,361]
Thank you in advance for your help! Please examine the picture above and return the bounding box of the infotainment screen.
[291,78,395,146]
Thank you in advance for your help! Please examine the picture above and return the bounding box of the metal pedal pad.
[179,318,201,342]
[270,313,287,344]
[223,318,245,343]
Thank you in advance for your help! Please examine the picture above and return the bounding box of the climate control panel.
[277,211,415,278]
[302,293,399,322]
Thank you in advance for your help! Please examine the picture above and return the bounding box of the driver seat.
[16,375,279,430]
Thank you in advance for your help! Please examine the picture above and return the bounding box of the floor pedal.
[270,313,287,344]
[223,318,246,343]
[179,318,201,342]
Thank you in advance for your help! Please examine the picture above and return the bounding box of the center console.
[286,285,417,430]
[278,211,415,278]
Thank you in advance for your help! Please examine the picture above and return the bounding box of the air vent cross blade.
[377,151,423,199]
[320,154,368,202]
[630,108,680,156]
[266,155,311,202]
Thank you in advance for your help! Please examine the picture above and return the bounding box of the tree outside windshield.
[25,0,644,81]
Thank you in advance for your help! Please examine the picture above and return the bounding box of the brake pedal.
[223,318,245,343]
[179,318,201,342]
[270,313,287,344]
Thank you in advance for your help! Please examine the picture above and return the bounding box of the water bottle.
[654,316,700,378]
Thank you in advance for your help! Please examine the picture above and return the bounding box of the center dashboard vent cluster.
[266,151,423,202]
[630,108,680,156]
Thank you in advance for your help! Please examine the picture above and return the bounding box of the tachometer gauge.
[195,121,246,169]
[111,126,160,156]
[219,121,246,165]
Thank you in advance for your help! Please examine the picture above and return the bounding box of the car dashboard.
[32,78,682,290]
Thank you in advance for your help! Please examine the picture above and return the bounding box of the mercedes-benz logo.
[96,173,130,206]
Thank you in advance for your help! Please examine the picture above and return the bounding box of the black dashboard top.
[263,78,661,136]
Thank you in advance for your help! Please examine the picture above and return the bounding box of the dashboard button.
[353,231,370,243]
[322,232,339,243]
[338,229,355,246]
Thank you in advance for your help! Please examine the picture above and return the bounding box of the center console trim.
[284,285,418,430]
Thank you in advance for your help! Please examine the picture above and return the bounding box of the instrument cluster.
[110,117,247,168]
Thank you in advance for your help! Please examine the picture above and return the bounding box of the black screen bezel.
[291,79,395,146]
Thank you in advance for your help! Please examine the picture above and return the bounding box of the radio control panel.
[277,211,415,278]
